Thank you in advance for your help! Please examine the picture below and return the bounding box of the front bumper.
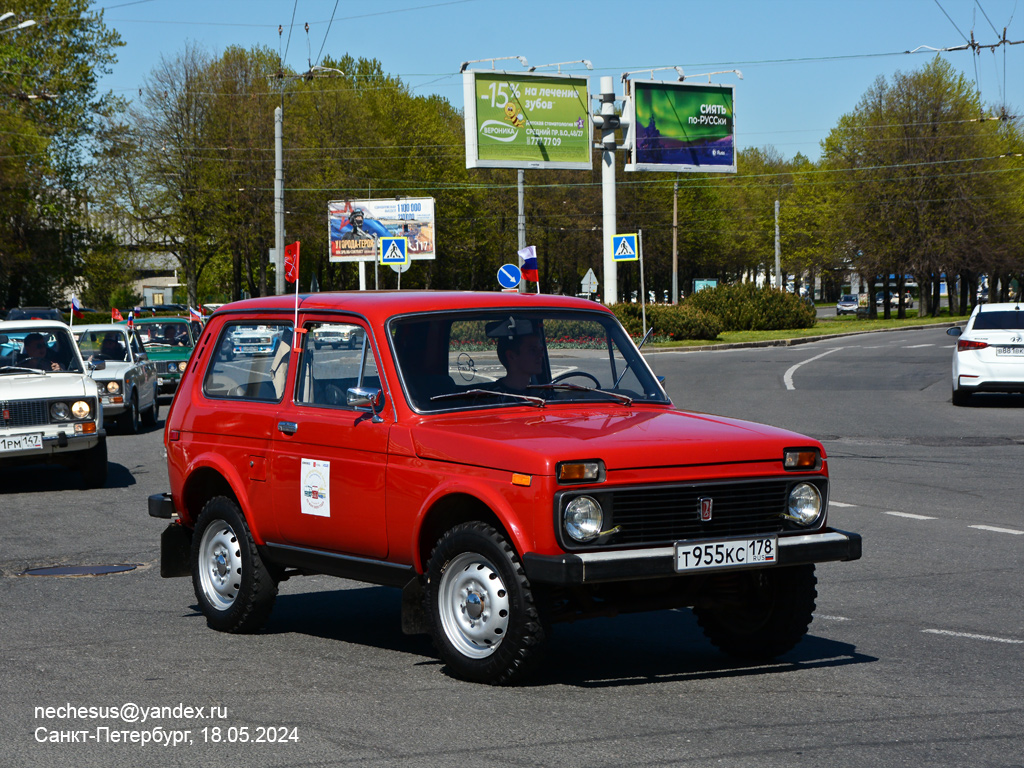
[1,429,102,460]
[522,528,861,585]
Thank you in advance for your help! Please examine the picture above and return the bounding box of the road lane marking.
[885,511,936,520]
[969,525,1024,535]
[922,629,1023,644]
[904,344,934,348]
[830,501,856,508]
[783,348,842,391]
[814,614,850,621]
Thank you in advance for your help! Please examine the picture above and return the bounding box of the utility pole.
[672,178,679,304]
[774,199,781,289]
[274,106,284,296]
[597,76,619,305]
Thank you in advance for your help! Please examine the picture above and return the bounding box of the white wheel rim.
[438,552,510,659]
[198,520,242,611]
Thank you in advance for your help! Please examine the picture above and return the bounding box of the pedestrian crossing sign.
[379,237,408,265]
[612,233,638,262]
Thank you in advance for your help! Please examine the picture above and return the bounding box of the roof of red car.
[211,291,612,323]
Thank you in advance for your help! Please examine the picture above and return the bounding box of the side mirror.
[347,386,385,423]
[136,352,148,361]
[88,359,106,371]
[946,327,962,337]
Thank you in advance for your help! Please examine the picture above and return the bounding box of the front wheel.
[693,564,817,661]
[79,436,108,489]
[117,394,139,434]
[191,496,278,633]
[426,522,547,685]
[952,385,972,406]
[141,386,160,427]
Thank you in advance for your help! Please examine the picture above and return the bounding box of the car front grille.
[1,399,50,429]
[558,478,820,549]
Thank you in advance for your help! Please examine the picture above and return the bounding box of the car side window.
[202,323,293,401]
[296,322,379,408]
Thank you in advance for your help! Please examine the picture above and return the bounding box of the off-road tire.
[693,564,817,661]
[191,496,278,633]
[426,521,547,685]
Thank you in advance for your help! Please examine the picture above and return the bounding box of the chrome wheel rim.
[197,520,242,611]
[438,552,510,659]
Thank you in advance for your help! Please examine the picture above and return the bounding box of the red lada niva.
[149,291,861,684]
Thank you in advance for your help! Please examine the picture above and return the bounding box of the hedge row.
[611,303,724,341]
[683,284,817,332]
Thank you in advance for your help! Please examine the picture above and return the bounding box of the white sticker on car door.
[300,458,331,517]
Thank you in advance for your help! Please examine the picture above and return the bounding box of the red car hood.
[408,406,820,475]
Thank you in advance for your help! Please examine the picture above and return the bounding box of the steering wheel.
[551,371,600,388]
[323,384,346,405]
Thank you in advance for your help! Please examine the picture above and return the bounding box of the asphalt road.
[2,325,1021,768]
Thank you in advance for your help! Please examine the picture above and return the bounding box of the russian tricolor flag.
[71,295,84,320]
[518,245,538,282]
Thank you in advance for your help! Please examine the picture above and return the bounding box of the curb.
[645,320,966,354]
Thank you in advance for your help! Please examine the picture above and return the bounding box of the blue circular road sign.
[497,263,522,289]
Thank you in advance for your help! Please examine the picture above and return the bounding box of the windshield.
[0,327,83,373]
[137,321,192,347]
[973,309,1024,331]
[390,310,669,412]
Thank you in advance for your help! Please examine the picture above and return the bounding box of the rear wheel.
[426,522,547,685]
[191,496,278,633]
[952,385,972,406]
[141,386,160,426]
[694,564,817,661]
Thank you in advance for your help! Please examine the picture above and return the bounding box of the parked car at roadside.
[149,291,862,685]
[946,302,1024,405]
[132,316,199,395]
[0,320,107,487]
[75,324,160,433]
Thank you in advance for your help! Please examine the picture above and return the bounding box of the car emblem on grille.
[1012,334,1023,343]
[699,497,713,521]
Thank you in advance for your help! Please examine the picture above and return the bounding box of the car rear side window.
[203,323,293,401]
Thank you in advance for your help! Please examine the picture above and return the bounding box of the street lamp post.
[273,66,344,296]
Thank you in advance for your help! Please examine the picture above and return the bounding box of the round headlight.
[50,402,70,421]
[564,496,603,543]
[72,400,91,419]
[177,361,188,372]
[106,381,121,394]
[787,482,823,526]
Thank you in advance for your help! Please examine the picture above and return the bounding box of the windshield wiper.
[429,388,545,407]
[528,383,633,405]
[0,365,45,375]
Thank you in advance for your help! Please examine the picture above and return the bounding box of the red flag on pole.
[284,241,300,284]
[111,307,124,322]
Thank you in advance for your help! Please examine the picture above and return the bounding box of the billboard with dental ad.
[328,198,436,263]
[463,70,592,170]
[624,80,736,173]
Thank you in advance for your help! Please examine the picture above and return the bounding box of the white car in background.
[75,324,160,433]
[0,320,108,487]
[946,302,1024,406]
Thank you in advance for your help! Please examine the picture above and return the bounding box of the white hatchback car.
[0,320,108,486]
[946,302,1024,406]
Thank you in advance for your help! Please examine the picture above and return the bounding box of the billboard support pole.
[517,169,526,293]
[599,76,618,305]
[672,177,679,304]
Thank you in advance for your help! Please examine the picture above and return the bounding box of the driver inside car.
[492,325,545,395]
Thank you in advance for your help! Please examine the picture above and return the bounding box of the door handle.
[277,421,298,435]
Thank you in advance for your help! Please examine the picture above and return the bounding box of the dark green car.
[132,316,201,394]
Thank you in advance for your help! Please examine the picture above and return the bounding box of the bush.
[610,302,723,341]
[683,284,816,331]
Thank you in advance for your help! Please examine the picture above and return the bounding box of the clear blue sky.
[94,0,1021,161]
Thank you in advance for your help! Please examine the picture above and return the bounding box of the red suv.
[149,292,860,684]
